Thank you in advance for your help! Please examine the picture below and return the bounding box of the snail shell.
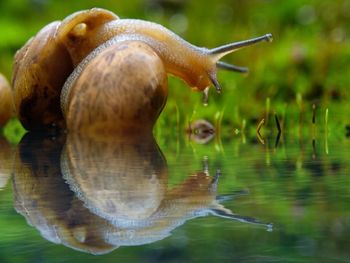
[12,21,73,130]
[61,40,167,135]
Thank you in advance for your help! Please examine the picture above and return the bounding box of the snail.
[0,73,15,127]
[12,8,272,133]
[62,133,272,245]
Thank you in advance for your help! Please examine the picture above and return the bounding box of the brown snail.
[0,73,15,127]
[12,8,272,133]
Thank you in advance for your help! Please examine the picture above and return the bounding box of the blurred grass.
[1,0,350,144]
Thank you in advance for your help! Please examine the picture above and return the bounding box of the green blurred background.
[1,0,350,142]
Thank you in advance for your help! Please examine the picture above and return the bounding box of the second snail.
[12,8,272,134]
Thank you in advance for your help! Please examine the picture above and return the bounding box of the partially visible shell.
[12,21,72,130]
[0,73,15,126]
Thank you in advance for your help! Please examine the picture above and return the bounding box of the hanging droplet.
[203,87,210,106]
[203,156,209,175]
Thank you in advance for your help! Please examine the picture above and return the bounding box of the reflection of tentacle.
[209,169,220,193]
[203,156,209,175]
[216,189,250,203]
[210,208,273,231]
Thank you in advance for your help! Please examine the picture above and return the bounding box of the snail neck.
[103,20,272,92]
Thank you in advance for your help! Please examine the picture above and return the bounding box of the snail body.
[12,8,272,132]
[61,18,228,90]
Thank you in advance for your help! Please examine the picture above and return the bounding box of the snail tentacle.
[216,61,249,74]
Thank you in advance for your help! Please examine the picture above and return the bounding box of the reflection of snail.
[12,8,272,132]
[62,134,272,247]
[13,133,271,254]
[0,73,14,127]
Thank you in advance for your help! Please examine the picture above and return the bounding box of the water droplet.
[265,33,273,43]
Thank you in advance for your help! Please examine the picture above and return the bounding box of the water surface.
[0,132,349,262]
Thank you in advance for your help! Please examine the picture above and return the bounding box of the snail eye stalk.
[216,61,249,74]
[209,33,273,56]
[207,33,272,93]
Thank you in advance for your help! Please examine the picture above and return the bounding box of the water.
[0,132,350,262]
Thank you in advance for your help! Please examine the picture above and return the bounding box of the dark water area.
[0,132,349,263]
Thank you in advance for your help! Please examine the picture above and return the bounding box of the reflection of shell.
[0,137,14,189]
[62,134,167,222]
[13,133,116,254]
